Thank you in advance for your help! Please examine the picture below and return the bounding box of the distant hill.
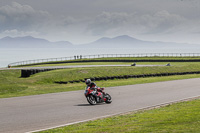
[0,35,199,49]
[0,36,73,48]
[80,35,200,48]
[85,35,145,48]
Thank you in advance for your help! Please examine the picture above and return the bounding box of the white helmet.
[85,79,91,85]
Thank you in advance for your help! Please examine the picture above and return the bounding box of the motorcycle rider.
[85,79,104,101]
[85,79,97,88]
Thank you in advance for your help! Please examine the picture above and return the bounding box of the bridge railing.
[8,53,200,67]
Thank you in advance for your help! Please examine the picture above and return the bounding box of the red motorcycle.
[84,87,112,105]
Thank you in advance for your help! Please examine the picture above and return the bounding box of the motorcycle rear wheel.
[87,95,97,105]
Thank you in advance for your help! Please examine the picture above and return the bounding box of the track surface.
[0,78,200,133]
[0,64,164,70]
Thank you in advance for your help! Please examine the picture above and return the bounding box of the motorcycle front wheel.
[86,95,97,105]
[105,93,112,104]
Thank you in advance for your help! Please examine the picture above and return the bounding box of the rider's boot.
[96,97,100,102]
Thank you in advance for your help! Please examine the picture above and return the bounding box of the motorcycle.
[84,87,112,105]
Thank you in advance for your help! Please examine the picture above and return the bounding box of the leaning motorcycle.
[84,87,112,105]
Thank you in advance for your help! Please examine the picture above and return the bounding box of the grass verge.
[1,61,200,98]
[0,68,200,98]
[39,98,200,133]
[13,57,200,67]
[33,63,200,83]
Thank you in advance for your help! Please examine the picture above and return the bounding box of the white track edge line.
[27,95,200,133]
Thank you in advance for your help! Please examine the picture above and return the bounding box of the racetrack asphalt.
[0,78,200,133]
[0,64,165,70]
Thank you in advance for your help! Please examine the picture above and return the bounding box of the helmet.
[85,79,91,85]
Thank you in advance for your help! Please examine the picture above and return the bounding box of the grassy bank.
[35,63,200,83]
[40,98,200,133]
[13,57,200,67]
[1,58,200,98]
[1,62,200,98]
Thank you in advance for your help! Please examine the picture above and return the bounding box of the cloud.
[0,2,50,31]
[1,1,200,44]
[87,11,186,36]
[2,29,39,37]
[144,10,185,34]
[0,2,78,31]
[0,2,79,40]
[86,12,129,35]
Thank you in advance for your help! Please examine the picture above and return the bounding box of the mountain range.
[0,35,199,48]
[0,36,73,48]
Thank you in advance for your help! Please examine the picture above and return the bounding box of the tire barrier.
[54,71,200,84]
[21,68,61,77]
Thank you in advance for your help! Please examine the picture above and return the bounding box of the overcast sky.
[0,0,200,44]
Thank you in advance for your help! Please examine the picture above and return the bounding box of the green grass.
[17,62,132,67]
[1,63,200,98]
[39,98,200,133]
[34,63,200,83]
[13,56,200,67]
[15,61,200,68]
[3,58,199,132]
[1,60,200,98]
